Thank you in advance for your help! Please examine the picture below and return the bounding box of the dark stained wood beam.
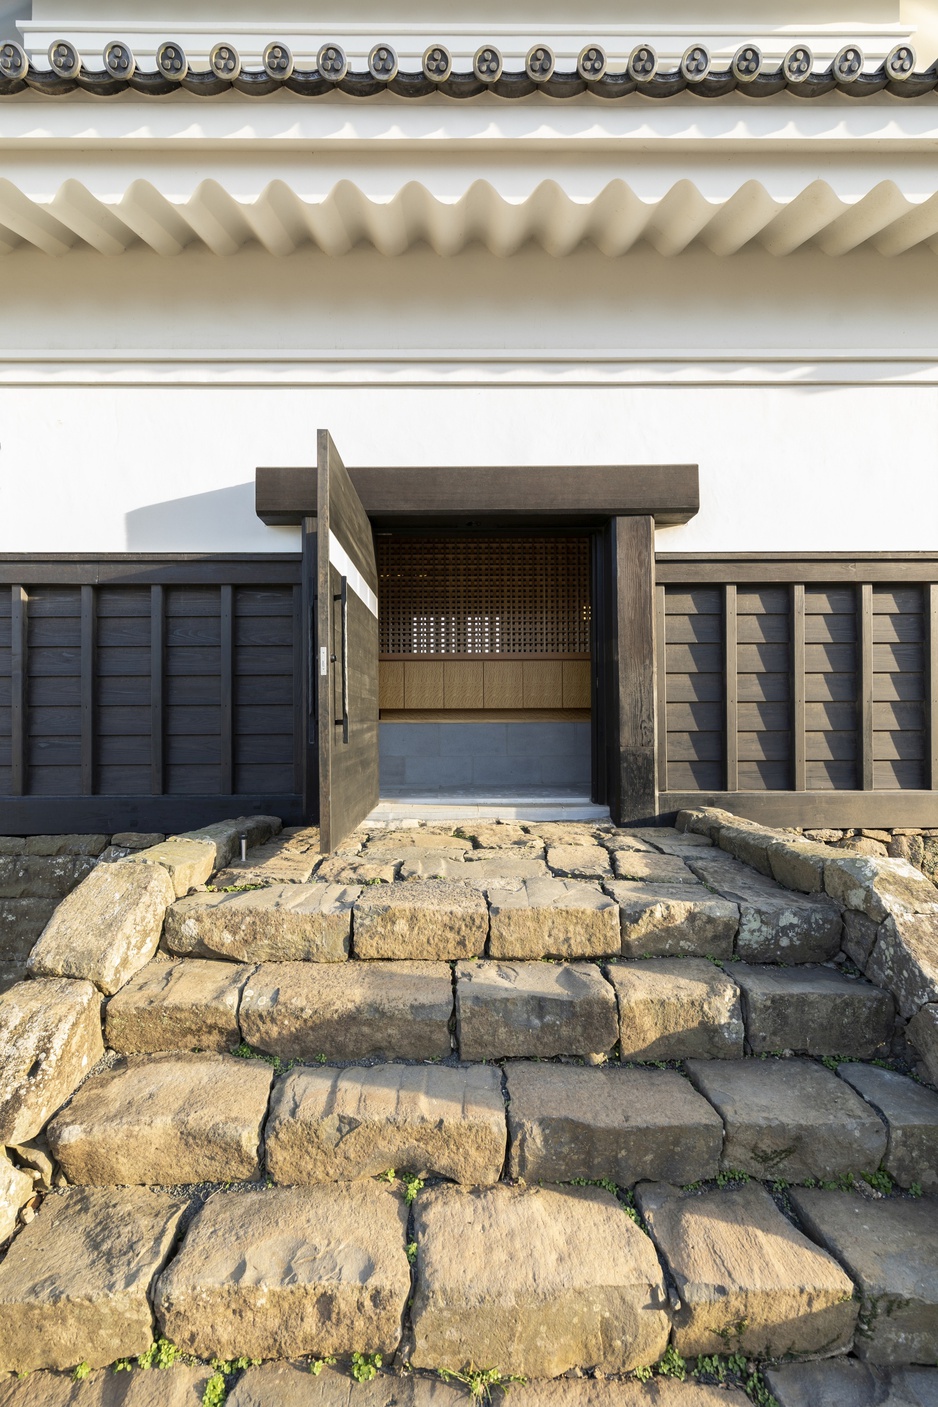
[256,463,699,529]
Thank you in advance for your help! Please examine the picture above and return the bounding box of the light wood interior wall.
[379,659,590,711]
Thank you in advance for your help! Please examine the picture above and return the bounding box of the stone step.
[724,961,895,1060]
[766,1360,938,1407]
[1,1173,936,1378]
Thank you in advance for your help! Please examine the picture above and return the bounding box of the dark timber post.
[607,515,658,825]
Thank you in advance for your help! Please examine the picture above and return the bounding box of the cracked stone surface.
[0,977,104,1146]
[163,883,356,963]
[605,882,738,960]
[837,1063,938,1192]
[455,961,618,1062]
[606,958,744,1062]
[487,878,620,960]
[352,881,489,960]
[689,854,842,963]
[104,958,251,1054]
[725,963,895,1059]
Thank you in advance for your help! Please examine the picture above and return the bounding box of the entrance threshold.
[367,792,610,824]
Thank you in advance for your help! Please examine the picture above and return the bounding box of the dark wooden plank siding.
[664,587,724,792]
[872,586,926,789]
[804,587,859,791]
[234,585,296,795]
[735,587,791,790]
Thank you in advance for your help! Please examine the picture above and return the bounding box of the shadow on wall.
[0,2,27,41]
[124,482,260,551]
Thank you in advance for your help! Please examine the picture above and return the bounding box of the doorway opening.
[377,533,593,803]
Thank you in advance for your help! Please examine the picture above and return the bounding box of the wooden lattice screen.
[377,536,590,658]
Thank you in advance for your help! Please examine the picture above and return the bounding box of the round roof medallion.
[369,43,398,82]
[156,41,188,82]
[209,42,240,80]
[103,40,134,80]
[833,45,864,82]
[0,40,28,82]
[526,45,555,83]
[732,45,762,82]
[885,43,916,81]
[317,43,348,82]
[577,45,607,82]
[263,41,294,81]
[628,45,658,82]
[474,46,503,83]
[783,45,813,83]
[423,44,452,82]
[681,44,711,82]
[48,38,80,79]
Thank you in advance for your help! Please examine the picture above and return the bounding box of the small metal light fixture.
[210,41,241,80]
[885,43,916,81]
[577,44,607,82]
[526,44,555,83]
[732,44,762,82]
[783,44,813,83]
[681,44,711,83]
[317,43,348,82]
[832,45,864,83]
[157,41,188,82]
[48,38,81,79]
[628,44,657,82]
[423,44,452,83]
[369,43,398,81]
[103,40,135,80]
[263,41,294,81]
[0,40,28,82]
[474,46,503,83]
[240,833,248,864]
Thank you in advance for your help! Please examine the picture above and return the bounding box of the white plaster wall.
[0,245,936,556]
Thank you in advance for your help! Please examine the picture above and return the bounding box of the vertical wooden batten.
[80,584,96,796]
[655,583,668,793]
[609,515,658,825]
[219,584,234,796]
[929,582,938,791]
[292,583,305,798]
[724,584,738,793]
[301,516,318,823]
[150,585,164,796]
[792,583,806,791]
[859,582,874,790]
[10,585,27,797]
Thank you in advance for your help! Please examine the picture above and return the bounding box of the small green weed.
[309,1357,337,1376]
[745,1370,781,1407]
[819,1172,855,1192]
[137,1338,181,1371]
[231,1042,286,1076]
[821,1055,843,1072]
[401,1174,424,1206]
[863,1169,893,1195]
[632,1365,653,1383]
[350,1352,383,1384]
[716,1169,750,1188]
[658,1346,687,1381]
[202,1372,227,1407]
[438,1366,526,1401]
[206,883,269,893]
[406,1241,418,1264]
[72,1364,91,1383]
[910,1182,923,1198]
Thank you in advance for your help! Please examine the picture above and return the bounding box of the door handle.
[334,577,349,743]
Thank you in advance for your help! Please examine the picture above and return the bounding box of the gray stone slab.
[154,1183,409,1361]
[226,1367,467,1407]
[909,1004,938,1087]
[791,1189,938,1365]
[488,878,620,959]
[409,1183,670,1376]
[0,1364,211,1406]
[611,852,697,884]
[838,1063,938,1191]
[605,882,738,960]
[686,1057,888,1183]
[104,958,251,1054]
[845,909,882,969]
[0,1148,33,1243]
[240,961,454,1061]
[767,840,835,896]
[607,959,744,1062]
[397,852,548,884]
[546,845,612,879]
[825,856,938,924]
[0,854,97,901]
[505,1062,722,1186]
[455,961,618,1062]
[47,1052,272,1186]
[266,1063,506,1186]
[163,884,355,963]
[725,962,895,1059]
[867,913,938,1019]
[636,1181,857,1359]
[689,854,843,962]
[352,880,488,959]
[0,978,104,1146]
[0,1187,185,1372]
[765,1357,893,1406]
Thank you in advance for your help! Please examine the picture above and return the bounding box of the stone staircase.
[1,813,938,1407]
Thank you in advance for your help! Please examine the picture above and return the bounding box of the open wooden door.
[316,430,379,852]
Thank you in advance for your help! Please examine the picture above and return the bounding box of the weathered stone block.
[0,899,57,984]
[353,880,488,959]
[266,1063,506,1186]
[825,856,938,924]
[455,961,618,1061]
[314,858,398,885]
[487,878,620,960]
[164,883,355,963]
[690,855,842,963]
[178,815,281,871]
[605,882,738,960]
[791,1189,938,1365]
[0,1364,212,1406]
[0,1186,185,1372]
[240,961,453,1061]
[0,978,103,1145]
[607,958,744,1062]
[764,1360,891,1407]
[837,1063,938,1192]
[767,839,834,895]
[676,806,741,841]
[398,853,548,885]
[409,1183,670,1376]
[155,1183,409,1361]
[125,839,216,897]
[454,823,533,849]
[24,836,108,858]
[725,962,894,1059]
[625,826,715,855]
[28,861,175,995]
[844,910,881,970]
[47,1052,271,1186]
[104,958,251,1054]
[611,852,697,884]
[908,1004,938,1087]
[686,1058,887,1183]
[110,832,166,850]
[213,833,320,888]
[718,823,783,876]
[505,1063,722,1186]
[0,1149,33,1243]
[363,831,468,858]
[0,854,97,901]
[866,913,938,1019]
[636,1181,857,1359]
[546,845,612,879]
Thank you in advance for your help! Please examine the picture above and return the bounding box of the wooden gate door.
[316,430,379,852]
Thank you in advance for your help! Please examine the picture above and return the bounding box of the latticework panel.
[378,537,590,657]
